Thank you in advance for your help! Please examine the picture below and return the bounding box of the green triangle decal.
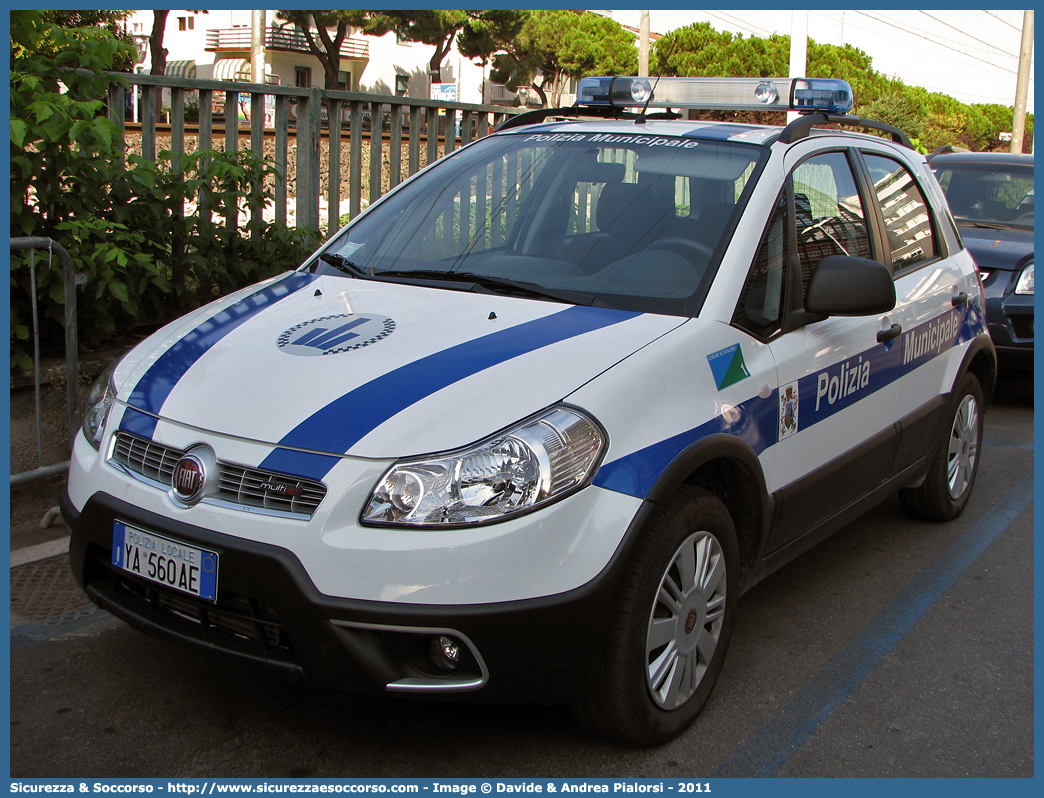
[719,346,751,389]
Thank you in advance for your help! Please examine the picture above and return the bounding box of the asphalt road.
[8,378,1033,779]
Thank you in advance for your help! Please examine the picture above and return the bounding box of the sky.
[609,9,1034,115]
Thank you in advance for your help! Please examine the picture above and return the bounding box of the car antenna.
[636,35,678,125]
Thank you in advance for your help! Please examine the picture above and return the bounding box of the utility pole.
[788,10,809,124]
[251,10,265,84]
[639,11,650,77]
[1011,10,1033,154]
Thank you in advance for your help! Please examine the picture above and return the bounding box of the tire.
[899,373,985,521]
[571,486,739,746]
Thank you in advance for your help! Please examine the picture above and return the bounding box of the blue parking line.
[714,474,1034,777]
[10,609,114,652]
[983,437,1035,451]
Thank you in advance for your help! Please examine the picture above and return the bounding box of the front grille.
[1009,314,1033,341]
[112,432,327,517]
[155,588,287,649]
[100,554,293,654]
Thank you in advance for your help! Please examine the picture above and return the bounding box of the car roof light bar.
[576,76,854,115]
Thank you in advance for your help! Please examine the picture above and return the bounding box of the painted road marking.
[715,473,1034,777]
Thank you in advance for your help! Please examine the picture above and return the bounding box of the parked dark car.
[929,150,1033,374]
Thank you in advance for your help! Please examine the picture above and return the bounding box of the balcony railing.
[206,27,369,60]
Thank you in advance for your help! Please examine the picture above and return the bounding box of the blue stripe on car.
[595,302,985,500]
[118,406,161,439]
[118,272,318,438]
[593,393,778,499]
[259,305,642,479]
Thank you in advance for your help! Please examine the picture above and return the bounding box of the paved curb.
[11,535,70,568]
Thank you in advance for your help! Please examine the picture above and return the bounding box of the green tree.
[16,10,137,71]
[149,10,170,78]
[649,19,1037,148]
[462,10,637,107]
[859,87,926,141]
[652,23,889,111]
[651,23,788,78]
[384,11,468,81]
[275,11,396,89]
[456,10,527,67]
[806,41,890,109]
[383,11,530,84]
[11,11,317,368]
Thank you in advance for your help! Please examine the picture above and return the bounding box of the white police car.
[65,77,996,746]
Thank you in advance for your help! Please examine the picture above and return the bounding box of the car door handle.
[952,291,968,307]
[877,323,902,343]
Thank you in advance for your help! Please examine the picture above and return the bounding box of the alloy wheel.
[645,530,727,710]
[947,394,980,500]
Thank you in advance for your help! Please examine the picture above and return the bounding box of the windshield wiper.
[374,269,596,305]
[319,252,370,277]
[957,219,1009,231]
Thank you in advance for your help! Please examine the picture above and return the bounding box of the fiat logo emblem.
[684,608,699,635]
[172,455,206,503]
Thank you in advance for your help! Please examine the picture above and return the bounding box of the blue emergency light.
[576,76,855,115]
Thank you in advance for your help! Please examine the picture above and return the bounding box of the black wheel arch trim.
[956,332,997,406]
[637,433,773,581]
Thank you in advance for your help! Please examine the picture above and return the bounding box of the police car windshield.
[317,131,766,316]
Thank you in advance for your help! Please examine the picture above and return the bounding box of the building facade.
[125,10,497,106]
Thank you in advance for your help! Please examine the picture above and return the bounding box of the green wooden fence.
[102,72,522,235]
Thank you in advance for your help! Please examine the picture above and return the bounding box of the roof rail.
[494,105,681,132]
[926,144,970,160]
[777,112,913,149]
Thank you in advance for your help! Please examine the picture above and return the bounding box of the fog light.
[430,635,462,671]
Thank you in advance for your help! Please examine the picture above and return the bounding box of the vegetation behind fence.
[9,11,519,371]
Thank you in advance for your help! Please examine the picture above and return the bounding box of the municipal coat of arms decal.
[778,381,799,441]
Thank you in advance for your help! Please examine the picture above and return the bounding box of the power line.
[918,11,1018,60]
[700,10,776,40]
[851,11,1022,76]
[809,10,1014,70]
[983,10,1022,33]
[854,10,1018,72]
[915,81,1031,104]
[817,11,1033,110]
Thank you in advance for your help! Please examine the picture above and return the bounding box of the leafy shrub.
[10,11,319,371]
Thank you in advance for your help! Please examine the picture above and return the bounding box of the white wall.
[127,10,228,78]
[358,31,488,104]
[129,10,492,104]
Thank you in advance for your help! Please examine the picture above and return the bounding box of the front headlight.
[1015,262,1034,295]
[82,359,120,449]
[362,406,606,527]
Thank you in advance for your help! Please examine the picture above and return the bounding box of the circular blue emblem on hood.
[278,314,395,356]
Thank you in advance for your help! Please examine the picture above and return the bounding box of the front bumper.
[63,489,657,703]
[984,273,1033,371]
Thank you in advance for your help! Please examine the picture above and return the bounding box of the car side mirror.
[805,255,896,316]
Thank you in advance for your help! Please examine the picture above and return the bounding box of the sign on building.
[430,82,457,104]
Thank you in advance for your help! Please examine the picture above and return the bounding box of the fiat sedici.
[65,77,996,745]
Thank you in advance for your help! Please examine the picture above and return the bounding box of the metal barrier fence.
[102,72,522,234]
[10,237,83,487]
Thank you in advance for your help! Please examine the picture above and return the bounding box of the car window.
[931,161,1034,230]
[733,191,787,339]
[320,132,767,317]
[863,153,939,271]
[791,152,872,299]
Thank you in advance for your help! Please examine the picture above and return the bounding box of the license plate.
[112,521,219,601]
